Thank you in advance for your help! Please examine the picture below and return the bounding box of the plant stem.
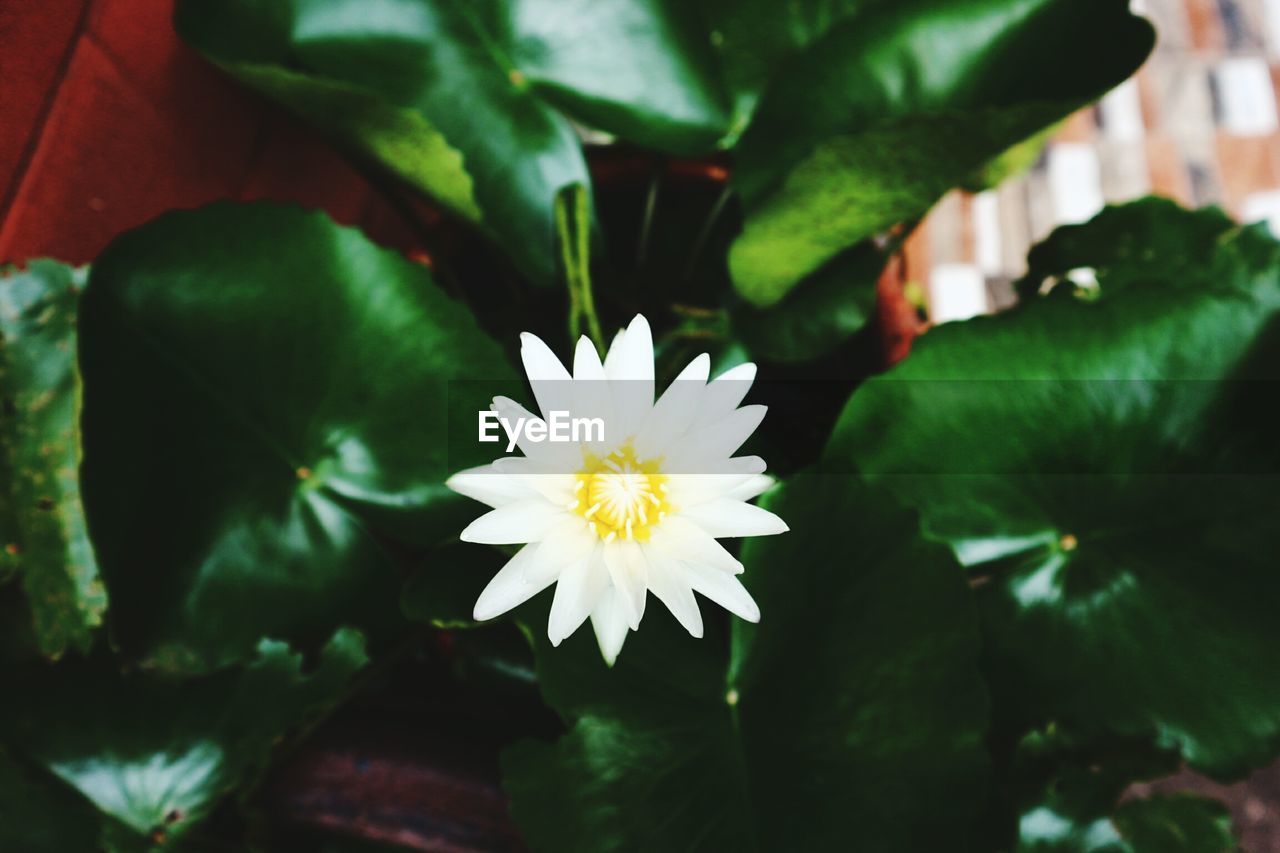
[683,185,734,280]
[636,160,661,265]
[555,184,604,351]
[574,186,604,349]
[554,192,583,341]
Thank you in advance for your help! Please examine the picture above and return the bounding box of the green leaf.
[1015,198,1239,300]
[963,119,1061,193]
[827,200,1280,777]
[176,0,730,285]
[1010,729,1180,852]
[0,261,106,657]
[0,628,368,848]
[697,0,870,129]
[728,0,1154,306]
[1015,752,1235,853]
[79,203,514,668]
[0,748,102,853]
[504,473,988,850]
[731,241,883,362]
[492,0,730,152]
[1113,795,1234,853]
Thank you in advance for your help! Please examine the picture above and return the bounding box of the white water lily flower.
[447,315,787,664]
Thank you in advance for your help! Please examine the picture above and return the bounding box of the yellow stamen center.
[572,444,671,542]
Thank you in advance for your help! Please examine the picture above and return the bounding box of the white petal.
[633,353,710,458]
[602,540,647,630]
[642,545,703,638]
[605,316,655,439]
[590,586,631,665]
[680,499,789,538]
[521,332,573,420]
[651,516,744,574]
[492,453,583,486]
[524,517,598,585]
[548,545,609,645]
[604,316,654,381]
[694,362,757,428]
[445,465,533,508]
[675,352,712,383]
[570,337,616,443]
[490,456,578,505]
[489,396,538,455]
[722,474,776,503]
[663,472,764,508]
[492,396,580,468]
[603,328,627,370]
[460,500,568,545]
[572,335,606,380]
[684,561,760,623]
[721,455,768,476]
[473,545,553,621]
[666,455,767,483]
[664,404,767,470]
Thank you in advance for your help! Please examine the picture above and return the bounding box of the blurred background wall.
[916,0,1280,322]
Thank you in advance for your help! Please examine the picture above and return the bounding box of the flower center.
[572,444,670,542]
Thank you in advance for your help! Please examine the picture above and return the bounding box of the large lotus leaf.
[503,473,988,850]
[0,261,105,657]
[176,0,730,285]
[826,200,1280,777]
[728,0,1154,306]
[488,0,730,151]
[0,628,367,849]
[696,0,876,129]
[78,203,514,668]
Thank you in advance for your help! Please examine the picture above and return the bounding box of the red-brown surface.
[875,253,925,366]
[0,0,420,267]
[267,737,527,852]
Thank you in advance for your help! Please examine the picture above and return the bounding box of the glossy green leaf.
[732,241,883,362]
[827,200,1280,776]
[0,261,105,657]
[493,0,730,151]
[176,0,730,285]
[963,119,1061,193]
[504,473,988,850]
[0,628,367,848]
[697,0,872,130]
[728,0,1154,306]
[79,203,514,668]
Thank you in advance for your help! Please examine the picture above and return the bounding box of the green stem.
[683,185,733,280]
[555,193,582,341]
[555,185,604,352]
[574,186,604,349]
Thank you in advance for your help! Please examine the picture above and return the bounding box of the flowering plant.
[451,315,784,662]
